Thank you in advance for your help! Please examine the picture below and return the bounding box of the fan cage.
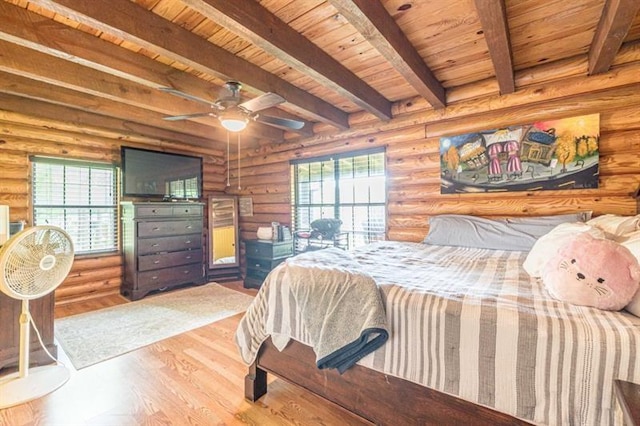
[0,226,74,300]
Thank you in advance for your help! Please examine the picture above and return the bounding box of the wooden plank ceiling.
[1,0,640,150]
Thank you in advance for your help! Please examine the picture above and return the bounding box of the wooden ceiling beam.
[29,0,350,130]
[0,92,224,151]
[0,40,183,113]
[588,0,640,75]
[328,0,446,109]
[0,2,219,106]
[0,71,235,147]
[0,1,280,142]
[0,39,280,141]
[180,0,392,121]
[474,0,515,94]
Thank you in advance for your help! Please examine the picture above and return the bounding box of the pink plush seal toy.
[542,233,640,311]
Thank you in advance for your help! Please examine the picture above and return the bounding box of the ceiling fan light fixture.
[163,81,303,131]
[219,112,248,132]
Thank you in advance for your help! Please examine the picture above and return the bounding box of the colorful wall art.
[439,114,600,193]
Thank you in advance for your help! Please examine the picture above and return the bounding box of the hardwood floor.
[0,282,371,426]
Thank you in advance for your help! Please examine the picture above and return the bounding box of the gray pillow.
[423,213,591,251]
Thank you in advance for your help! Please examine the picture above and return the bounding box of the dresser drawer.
[172,204,203,217]
[243,276,264,290]
[245,240,293,259]
[246,267,271,282]
[137,234,202,255]
[137,263,203,290]
[138,249,202,271]
[138,220,202,237]
[135,205,174,218]
[246,256,287,271]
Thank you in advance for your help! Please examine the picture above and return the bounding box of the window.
[291,148,386,249]
[32,157,118,255]
[168,177,199,199]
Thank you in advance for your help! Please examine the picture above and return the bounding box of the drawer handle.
[152,243,160,247]
[151,276,158,280]
[185,240,192,244]
[185,255,192,259]
[152,209,157,213]
[153,227,160,231]
[153,260,160,264]
[186,225,193,229]
[183,270,191,274]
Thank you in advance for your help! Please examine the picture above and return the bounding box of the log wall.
[1,58,639,305]
[0,111,227,305]
[228,60,640,243]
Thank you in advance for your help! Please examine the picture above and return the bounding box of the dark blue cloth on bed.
[317,327,389,374]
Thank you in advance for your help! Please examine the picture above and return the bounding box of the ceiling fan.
[160,81,304,132]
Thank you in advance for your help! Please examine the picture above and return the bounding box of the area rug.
[55,283,254,370]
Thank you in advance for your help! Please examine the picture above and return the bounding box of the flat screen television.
[121,146,203,200]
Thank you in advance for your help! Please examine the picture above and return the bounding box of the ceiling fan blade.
[159,87,218,107]
[239,92,285,113]
[256,114,305,130]
[163,112,216,121]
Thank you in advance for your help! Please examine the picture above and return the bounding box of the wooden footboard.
[245,337,531,425]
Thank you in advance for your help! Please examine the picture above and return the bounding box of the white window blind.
[32,157,118,255]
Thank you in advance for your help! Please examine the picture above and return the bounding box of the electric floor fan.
[0,225,74,409]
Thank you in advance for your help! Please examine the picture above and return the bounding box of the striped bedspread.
[235,241,640,425]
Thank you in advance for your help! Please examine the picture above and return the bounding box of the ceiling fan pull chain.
[237,133,242,190]
[226,131,230,187]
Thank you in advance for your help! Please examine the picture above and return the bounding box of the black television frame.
[120,146,203,201]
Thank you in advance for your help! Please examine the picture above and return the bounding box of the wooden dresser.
[121,202,205,300]
[0,293,56,370]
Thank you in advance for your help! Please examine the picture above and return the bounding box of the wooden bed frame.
[245,337,531,425]
[243,206,640,423]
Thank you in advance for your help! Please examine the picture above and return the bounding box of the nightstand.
[244,239,293,289]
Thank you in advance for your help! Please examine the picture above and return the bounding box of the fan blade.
[163,112,216,121]
[39,229,53,259]
[256,114,305,130]
[239,92,285,113]
[159,87,218,106]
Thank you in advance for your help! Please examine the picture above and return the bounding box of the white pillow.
[587,214,640,237]
[523,222,605,278]
[618,230,640,268]
[621,231,640,316]
[616,230,640,317]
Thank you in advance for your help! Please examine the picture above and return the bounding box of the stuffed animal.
[541,233,640,311]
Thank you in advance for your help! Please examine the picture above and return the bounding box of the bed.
[236,230,640,425]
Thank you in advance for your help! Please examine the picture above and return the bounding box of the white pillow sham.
[618,230,640,257]
[523,222,606,278]
[620,231,640,316]
[587,214,640,237]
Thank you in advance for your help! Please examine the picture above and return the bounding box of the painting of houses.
[439,114,600,193]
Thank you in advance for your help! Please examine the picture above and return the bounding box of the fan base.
[0,364,69,409]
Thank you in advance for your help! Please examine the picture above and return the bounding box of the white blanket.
[283,249,388,373]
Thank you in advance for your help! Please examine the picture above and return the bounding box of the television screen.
[121,147,203,200]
